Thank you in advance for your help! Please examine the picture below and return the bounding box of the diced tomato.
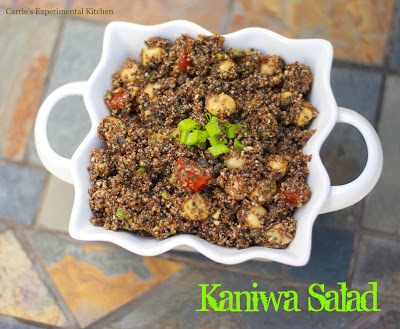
[280,189,311,205]
[109,92,125,108]
[176,51,194,73]
[176,158,212,192]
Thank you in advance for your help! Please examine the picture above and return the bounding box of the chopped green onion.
[208,144,230,157]
[178,118,201,132]
[258,131,268,137]
[232,49,242,55]
[205,121,222,137]
[216,53,223,59]
[199,130,209,143]
[186,130,201,145]
[136,167,146,174]
[234,138,244,151]
[205,113,218,123]
[208,136,220,147]
[223,123,242,138]
[116,208,128,219]
[180,130,189,144]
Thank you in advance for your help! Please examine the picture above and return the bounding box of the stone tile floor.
[1,0,400,328]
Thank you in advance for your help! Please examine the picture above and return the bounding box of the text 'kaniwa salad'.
[88,34,318,249]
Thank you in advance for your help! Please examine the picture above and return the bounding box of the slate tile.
[318,67,382,227]
[352,234,400,297]
[29,19,104,164]
[289,226,354,285]
[25,230,184,327]
[0,230,67,326]
[213,270,360,329]
[109,270,239,329]
[36,175,74,232]
[363,75,400,235]
[70,0,230,33]
[0,162,46,224]
[0,15,59,161]
[230,0,394,64]
[349,304,400,329]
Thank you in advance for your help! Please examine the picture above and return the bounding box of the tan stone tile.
[0,16,60,161]
[70,0,230,33]
[230,0,394,64]
[36,175,74,232]
[0,230,67,326]
[16,0,67,9]
[0,0,13,7]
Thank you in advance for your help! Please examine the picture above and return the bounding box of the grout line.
[332,58,384,73]
[373,0,399,130]
[221,0,234,34]
[346,226,362,287]
[31,173,51,227]
[12,227,81,329]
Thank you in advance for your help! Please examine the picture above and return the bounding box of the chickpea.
[245,206,267,228]
[142,47,165,66]
[224,175,249,200]
[281,91,293,101]
[268,156,288,177]
[267,223,292,245]
[248,179,277,205]
[219,60,234,74]
[182,193,211,220]
[143,83,161,99]
[297,107,314,127]
[120,63,139,83]
[206,93,236,117]
[126,84,139,97]
[225,155,245,169]
[260,63,275,75]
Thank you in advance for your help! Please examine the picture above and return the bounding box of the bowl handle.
[319,107,383,214]
[34,81,88,184]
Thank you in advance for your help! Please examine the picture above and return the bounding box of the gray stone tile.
[349,304,400,329]
[363,75,400,235]
[212,271,360,329]
[29,19,105,164]
[289,226,354,285]
[0,163,46,224]
[109,270,239,329]
[319,67,382,227]
[353,234,400,297]
[0,317,42,329]
[25,230,184,327]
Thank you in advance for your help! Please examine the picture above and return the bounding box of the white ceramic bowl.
[35,20,383,266]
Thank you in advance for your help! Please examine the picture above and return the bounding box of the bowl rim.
[68,20,336,266]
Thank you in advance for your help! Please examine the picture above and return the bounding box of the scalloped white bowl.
[35,20,383,266]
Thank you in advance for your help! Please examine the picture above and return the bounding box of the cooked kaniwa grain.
[88,34,318,249]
